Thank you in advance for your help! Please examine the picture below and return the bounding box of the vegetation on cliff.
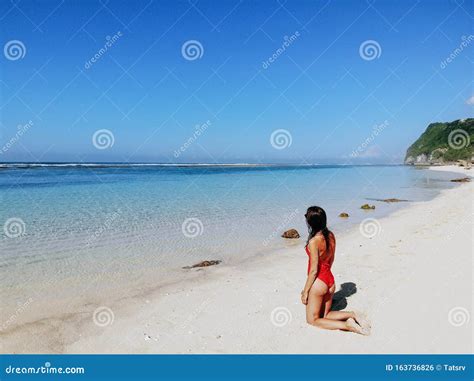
[405,119,474,164]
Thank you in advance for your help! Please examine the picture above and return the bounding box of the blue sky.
[0,0,472,164]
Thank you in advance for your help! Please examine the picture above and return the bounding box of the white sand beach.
[2,166,472,354]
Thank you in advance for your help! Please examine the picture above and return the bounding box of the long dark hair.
[305,206,331,250]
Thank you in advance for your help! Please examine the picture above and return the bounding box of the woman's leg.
[321,285,371,334]
[305,279,328,323]
[323,284,357,321]
[325,310,355,321]
[306,279,361,332]
[322,285,335,317]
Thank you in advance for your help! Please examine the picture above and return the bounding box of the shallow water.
[0,164,459,323]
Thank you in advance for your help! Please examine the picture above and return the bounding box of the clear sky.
[0,0,472,164]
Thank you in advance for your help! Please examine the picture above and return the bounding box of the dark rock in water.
[450,177,471,182]
[375,198,408,203]
[339,213,349,218]
[281,229,300,239]
[360,204,375,210]
[183,260,221,269]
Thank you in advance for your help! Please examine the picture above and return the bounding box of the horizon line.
[0,161,405,167]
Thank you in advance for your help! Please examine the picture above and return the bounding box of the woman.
[301,206,370,334]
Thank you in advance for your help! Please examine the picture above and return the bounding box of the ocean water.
[0,164,459,323]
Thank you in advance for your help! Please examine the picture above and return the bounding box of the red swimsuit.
[305,242,335,288]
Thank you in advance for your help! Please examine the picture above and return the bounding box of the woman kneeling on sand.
[301,206,370,335]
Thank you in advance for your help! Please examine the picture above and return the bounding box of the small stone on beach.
[339,212,349,218]
[375,198,408,203]
[182,260,221,269]
[281,229,300,239]
[360,204,375,210]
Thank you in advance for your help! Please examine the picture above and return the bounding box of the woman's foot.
[353,310,371,333]
[345,318,369,335]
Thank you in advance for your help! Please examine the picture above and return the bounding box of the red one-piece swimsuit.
[305,243,335,288]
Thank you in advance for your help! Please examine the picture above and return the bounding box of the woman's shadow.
[331,282,357,311]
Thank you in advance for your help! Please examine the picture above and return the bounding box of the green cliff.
[405,119,474,165]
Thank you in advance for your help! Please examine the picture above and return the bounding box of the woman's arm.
[301,238,319,305]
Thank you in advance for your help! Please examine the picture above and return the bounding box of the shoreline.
[1,165,472,353]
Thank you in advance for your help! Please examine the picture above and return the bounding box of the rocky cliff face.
[405,119,474,165]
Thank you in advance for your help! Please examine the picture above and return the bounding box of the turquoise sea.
[0,164,459,323]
